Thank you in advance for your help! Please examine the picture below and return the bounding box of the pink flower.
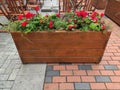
[56,13,60,18]
[100,13,104,17]
[49,21,53,29]
[21,21,27,27]
[101,25,106,30]
[100,21,105,24]
[45,14,48,17]
[18,15,23,20]
[92,17,98,23]
[34,6,40,11]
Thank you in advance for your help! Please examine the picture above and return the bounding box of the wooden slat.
[11,31,111,41]
[21,57,102,64]
[19,49,104,57]
[14,40,107,50]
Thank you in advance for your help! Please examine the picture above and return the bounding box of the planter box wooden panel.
[19,49,104,57]
[11,31,111,64]
[21,57,102,63]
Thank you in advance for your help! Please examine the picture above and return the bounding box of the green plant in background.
[4,6,107,33]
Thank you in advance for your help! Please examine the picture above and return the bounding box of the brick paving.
[44,17,120,90]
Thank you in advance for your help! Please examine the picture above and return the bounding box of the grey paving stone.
[45,76,52,83]
[14,63,21,69]
[0,75,9,80]
[1,59,11,69]
[46,70,60,76]
[18,64,46,75]
[95,76,111,82]
[78,65,92,70]
[12,74,45,90]
[104,65,118,70]
[3,89,11,90]
[46,66,53,71]
[0,69,5,74]
[8,69,19,80]
[75,83,91,90]
[0,81,14,88]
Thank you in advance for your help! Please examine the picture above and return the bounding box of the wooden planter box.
[11,31,111,64]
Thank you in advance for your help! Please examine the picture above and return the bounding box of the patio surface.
[0,0,120,90]
[43,17,120,90]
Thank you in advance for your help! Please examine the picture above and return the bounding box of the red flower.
[101,25,106,30]
[74,25,77,29]
[25,12,34,19]
[21,21,27,27]
[18,15,23,20]
[56,13,60,18]
[68,25,73,30]
[80,11,88,18]
[76,11,81,17]
[74,20,77,24]
[34,6,40,11]
[92,17,98,23]
[90,11,98,19]
[100,13,104,17]
[76,10,88,18]
[49,21,53,29]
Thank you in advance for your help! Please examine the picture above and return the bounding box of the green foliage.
[89,23,101,31]
[54,20,67,30]
[4,10,107,33]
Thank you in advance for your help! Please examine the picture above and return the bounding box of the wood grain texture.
[105,0,120,25]
[11,31,111,64]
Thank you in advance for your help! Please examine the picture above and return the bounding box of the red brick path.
[44,17,120,90]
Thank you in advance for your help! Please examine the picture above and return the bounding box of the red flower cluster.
[68,25,76,30]
[49,21,53,29]
[100,13,104,17]
[56,13,60,18]
[76,10,88,18]
[21,21,27,27]
[18,15,23,20]
[90,12,99,22]
[25,12,35,19]
[34,6,40,11]
[90,12,98,18]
